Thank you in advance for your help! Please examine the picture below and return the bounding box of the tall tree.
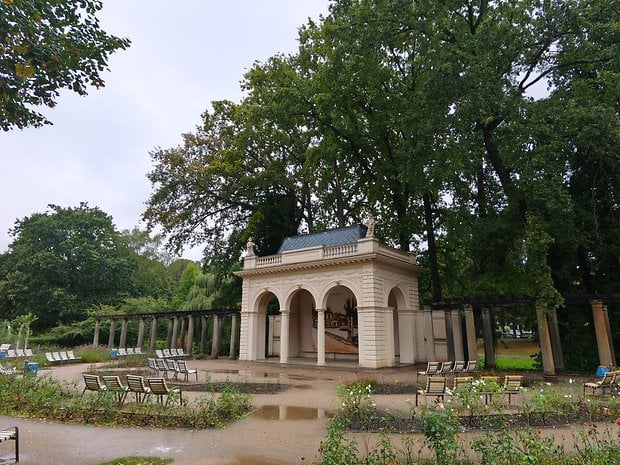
[0,0,130,130]
[0,204,133,328]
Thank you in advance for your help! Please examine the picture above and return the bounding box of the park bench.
[82,374,108,399]
[102,375,129,406]
[583,370,616,396]
[0,426,19,463]
[127,375,151,403]
[416,375,447,406]
[147,378,182,405]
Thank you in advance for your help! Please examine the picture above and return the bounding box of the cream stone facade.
[235,223,450,368]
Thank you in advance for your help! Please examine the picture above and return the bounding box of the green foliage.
[334,381,377,429]
[472,428,565,465]
[0,204,135,329]
[0,0,130,130]
[419,402,462,465]
[0,371,251,429]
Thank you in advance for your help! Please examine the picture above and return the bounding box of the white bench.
[0,426,19,462]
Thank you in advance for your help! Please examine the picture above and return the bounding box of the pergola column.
[451,308,464,361]
[536,303,556,377]
[547,308,564,371]
[179,317,186,350]
[137,318,145,349]
[200,316,207,354]
[149,317,158,353]
[108,320,116,348]
[229,314,238,359]
[603,304,617,366]
[166,319,173,348]
[482,308,495,369]
[93,319,100,347]
[464,305,477,362]
[423,306,436,362]
[591,299,614,367]
[119,319,128,349]
[444,309,455,361]
[280,310,290,363]
[317,309,326,366]
[186,316,194,355]
[211,315,221,358]
[171,317,179,349]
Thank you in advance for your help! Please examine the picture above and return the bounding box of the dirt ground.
[0,358,616,465]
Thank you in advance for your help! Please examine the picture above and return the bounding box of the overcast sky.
[1,0,331,260]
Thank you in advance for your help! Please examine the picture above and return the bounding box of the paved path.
[1,359,367,465]
[0,359,615,464]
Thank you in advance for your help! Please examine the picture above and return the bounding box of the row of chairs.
[416,374,523,406]
[0,363,17,375]
[148,358,198,381]
[418,360,477,379]
[583,370,620,396]
[0,348,34,358]
[114,347,144,356]
[155,348,188,359]
[83,374,182,406]
[45,351,82,364]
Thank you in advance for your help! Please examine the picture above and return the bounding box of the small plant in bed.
[97,456,172,465]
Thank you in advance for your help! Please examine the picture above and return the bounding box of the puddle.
[294,384,312,389]
[252,405,333,420]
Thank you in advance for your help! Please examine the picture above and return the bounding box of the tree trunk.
[423,191,442,301]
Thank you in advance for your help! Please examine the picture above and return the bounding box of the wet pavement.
[1,358,615,464]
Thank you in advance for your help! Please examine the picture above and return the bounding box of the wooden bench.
[0,426,19,463]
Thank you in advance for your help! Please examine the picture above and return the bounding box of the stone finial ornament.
[365,213,375,238]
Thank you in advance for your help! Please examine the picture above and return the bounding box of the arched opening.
[255,291,280,360]
[286,289,315,361]
[320,285,359,363]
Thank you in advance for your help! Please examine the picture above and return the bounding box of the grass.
[97,457,173,465]
[495,356,536,370]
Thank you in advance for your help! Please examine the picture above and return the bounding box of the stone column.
[179,317,186,351]
[211,315,221,358]
[108,320,116,348]
[536,303,556,376]
[166,319,173,348]
[317,309,325,366]
[451,309,464,361]
[603,304,617,366]
[423,306,436,362]
[444,309,455,361]
[267,315,275,356]
[119,319,128,349]
[200,316,207,354]
[464,305,477,362]
[186,316,194,355]
[397,309,415,364]
[137,318,145,349]
[386,307,396,367]
[93,319,100,347]
[547,308,564,371]
[149,317,157,353]
[171,317,179,349]
[280,310,290,363]
[591,299,614,367]
[229,314,238,359]
[482,308,495,369]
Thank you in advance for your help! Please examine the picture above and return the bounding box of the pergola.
[429,294,619,376]
[92,309,239,358]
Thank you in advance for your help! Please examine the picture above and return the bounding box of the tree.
[0,0,130,130]
[0,203,134,328]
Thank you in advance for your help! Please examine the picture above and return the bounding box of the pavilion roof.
[277,224,368,254]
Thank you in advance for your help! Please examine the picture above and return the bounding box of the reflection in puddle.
[252,405,333,420]
[210,369,319,382]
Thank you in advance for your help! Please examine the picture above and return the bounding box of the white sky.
[0,0,331,261]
